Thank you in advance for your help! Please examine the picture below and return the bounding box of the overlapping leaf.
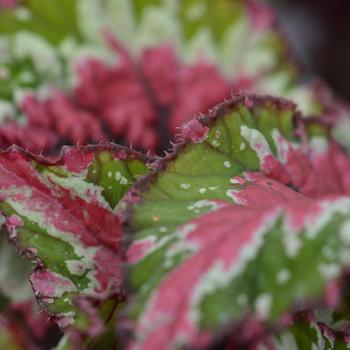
[0,145,150,334]
[125,95,350,349]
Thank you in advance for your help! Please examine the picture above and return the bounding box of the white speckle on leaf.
[107,171,112,178]
[187,200,222,212]
[15,7,32,21]
[199,188,207,194]
[255,294,272,319]
[163,258,173,269]
[114,171,128,185]
[224,161,231,168]
[120,176,128,185]
[180,183,191,189]
[276,269,290,285]
[240,142,246,151]
[340,220,350,244]
[230,178,243,185]
[318,263,340,280]
[282,230,302,258]
[211,140,220,147]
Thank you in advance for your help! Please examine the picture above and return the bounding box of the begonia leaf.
[126,95,350,349]
[0,145,150,331]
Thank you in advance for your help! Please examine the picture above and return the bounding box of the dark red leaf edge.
[123,92,335,224]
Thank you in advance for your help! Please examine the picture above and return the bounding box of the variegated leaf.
[0,145,150,330]
[126,95,350,349]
